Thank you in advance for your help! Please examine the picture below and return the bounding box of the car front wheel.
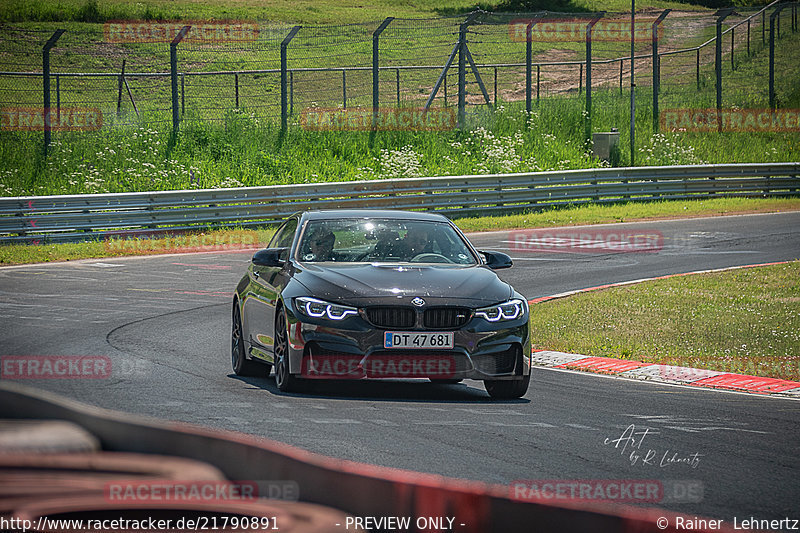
[484,374,530,399]
[231,302,265,377]
[274,307,301,392]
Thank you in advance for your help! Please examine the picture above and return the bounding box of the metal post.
[494,66,497,107]
[747,19,750,55]
[181,74,184,115]
[629,0,635,167]
[536,64,540,102]
[42,29,65,156]
[526,21,533,113]
[578,63,583,95]
[652,10,670,133]
[769,5,790,108]
[235,73,239,108]
[696,48,700,90]
[731,28,735,70]
[55,74,60,124]
[372,17,393,128]
[281,25,301,131]
[117,60,125,117]
[396,68,400,105]
[619,59,623,95]
[762,10,766,44]
[290,71,293,115]
[585,14,603,141]
[458,13,479,129]
[342,70,347,109]
[715,10,734,117]
[170,26,190,134]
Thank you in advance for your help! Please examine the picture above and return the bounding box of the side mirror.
[252,248,286,267]
[481,250,513,270]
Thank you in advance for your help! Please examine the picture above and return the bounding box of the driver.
[401,226,431,258]
[306,227,336,261]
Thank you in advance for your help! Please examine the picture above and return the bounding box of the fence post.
[117,59,125,117]
[342,70,347,109]
[715,10,734,121]
[42,29,65,156]
[181,73,185,115]
[396,68,400,105]
[526,20,533,113]
[290,71,293,115]
[747,19,750,55]
[170,26,190,134]
[55,74,61,124]
[281,25,301,131]
[536,64,540,102]
[696,48,700,90]
[585,14,603,141]
[731,28,735,70]
[235,73,239,108]
[372,17,393,128]
[458,12,480,128]
[652,10,670,133]
[769,4,791,108]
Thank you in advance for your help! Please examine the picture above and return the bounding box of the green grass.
[0,0,755,25]
[1,197,798,265]
[530,261,800,381]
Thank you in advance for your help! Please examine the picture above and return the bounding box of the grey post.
[170,26,190,134]
[372,17,393,128]
[526,20,532,113]
[281,26,301,130]
[117,59,125,117]
[42,29,65,155]
[585,13,604,141]
[629,0,635,167]
[715,9,734,121]
[652,10,670,132]
[770,4,791,108]
[458,11,480,129]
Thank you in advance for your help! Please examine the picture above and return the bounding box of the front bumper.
[283,302,531,381]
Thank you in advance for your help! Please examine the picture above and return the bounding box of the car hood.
[293,263,513,307]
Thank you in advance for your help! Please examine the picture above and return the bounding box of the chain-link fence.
[0,2,798,151]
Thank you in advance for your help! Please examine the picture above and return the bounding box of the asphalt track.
[1,212,799,525]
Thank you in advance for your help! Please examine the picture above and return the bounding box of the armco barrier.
[1,162,798,243]
[1,382,736,532]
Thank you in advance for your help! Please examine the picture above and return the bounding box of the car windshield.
[297,218,478,265]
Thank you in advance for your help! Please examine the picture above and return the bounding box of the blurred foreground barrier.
[0,382,737,532]
[1,162,798,243]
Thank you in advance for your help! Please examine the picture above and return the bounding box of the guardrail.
[1,163,798,243]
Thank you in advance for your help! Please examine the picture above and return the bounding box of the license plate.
[384,332,454,349]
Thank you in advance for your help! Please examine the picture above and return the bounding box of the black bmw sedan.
[231,209,531,399]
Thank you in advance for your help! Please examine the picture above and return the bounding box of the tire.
[231,302,265,377]
[484,374,530,400]
[274,307,302,392]
[429,378,463,385]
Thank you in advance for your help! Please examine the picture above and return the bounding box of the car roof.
[299,209,452,223]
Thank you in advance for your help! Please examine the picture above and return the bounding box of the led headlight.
[475,298,526,322]
[295,297,358,320]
